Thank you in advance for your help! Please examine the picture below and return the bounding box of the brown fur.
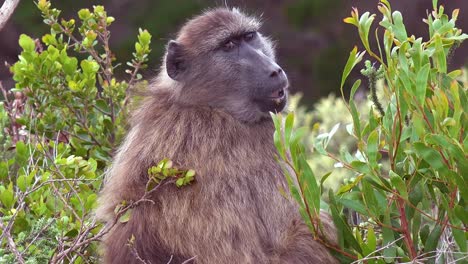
[97,8,338,264]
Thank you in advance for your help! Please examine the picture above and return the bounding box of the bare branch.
[181,256,197,264]
[0,219,26,264]
[0,0,21,31]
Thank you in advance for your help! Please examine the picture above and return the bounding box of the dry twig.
[0,0,21,31]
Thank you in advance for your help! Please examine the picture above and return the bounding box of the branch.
[0,0,21,31]
[0,219,26,263]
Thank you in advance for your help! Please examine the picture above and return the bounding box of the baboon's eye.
[222,40,236,51]
[243,32,256,41]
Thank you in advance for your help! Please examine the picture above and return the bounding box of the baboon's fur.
[97,8,338,264]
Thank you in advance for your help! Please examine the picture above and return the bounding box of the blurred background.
[0,0,467,107]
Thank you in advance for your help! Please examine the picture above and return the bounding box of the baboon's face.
[165,9,289,123]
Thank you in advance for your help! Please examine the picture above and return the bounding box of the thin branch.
[0,219,26,263]
[397,197,417,260]
[0,0,20,31]
[351,236,405,264]
[181,256,197,264]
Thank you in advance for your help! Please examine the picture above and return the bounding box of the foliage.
[274,0,468,263]
[288,94,370,191]
[147,158,196,189]
[0,1,151,263]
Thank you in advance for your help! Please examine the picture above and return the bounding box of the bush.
[0,1,151,263]
[288,93,371,191]
[274,0,467,263]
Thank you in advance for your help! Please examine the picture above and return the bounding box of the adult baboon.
[97,8,338,264]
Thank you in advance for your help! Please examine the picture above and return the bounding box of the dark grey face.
[166,31,289,123]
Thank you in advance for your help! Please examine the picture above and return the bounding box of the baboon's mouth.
[255,86,288,113]
[269,88,285,99]
[267,88,287,105]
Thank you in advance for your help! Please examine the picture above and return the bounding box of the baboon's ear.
[166,40,186,80]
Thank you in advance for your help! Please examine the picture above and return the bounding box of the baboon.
[96,8,338,264]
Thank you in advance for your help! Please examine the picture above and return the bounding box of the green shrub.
[0,1,151,263]
[288,93,371,191]
[274,0,467,263]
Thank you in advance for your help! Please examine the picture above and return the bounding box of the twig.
[49,178,171,263]
[350,236,404,264]
[129,244,151,264]
[0,0,21,31]
[181,256,197,264]
[21,219,55,254]
[397,197,417,260]
[0,219,26,263]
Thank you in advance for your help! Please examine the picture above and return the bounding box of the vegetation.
[0,0,466,263]
[0,1,151,262]
[274,0,467,263]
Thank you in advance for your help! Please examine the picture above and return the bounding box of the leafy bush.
[0,1,151,263]
[288,93,370,191]
[274,0,467,263]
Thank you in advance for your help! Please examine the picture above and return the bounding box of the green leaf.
[271,114,285,160]
[454,205,468,225]
[389,171,408,200]
[63,56,78,75]
[176,178,185,187]
[15,141,28,166]
[81,59,100,75]
[146,178,158,191]
[420,224,430,244]
[415,63,430,104]
[392,11,408,41]
[319,172,332,195]
[339,198,367,215]
[119,209,132,223]
[19,34,35,52]
[349,101,361,139]
[434,34,447,73]
[65,229,79,238]
[299,156,320,215]
[85,193,98,210]
[0,183,15,209]
[95,99,111,115]
[382,212,396,262]
[290,126,308,148]
[425,134,464,165]
[367,226,377,253]
[423,225,442,257]
[0,161,8,180]
[451,226,467,253]
[337,174,364,195]
[17,175,28,192]
[185,169,196,178]
[446,33,468,41]
[362,180,379,216]
[413,143,448,174]
[358,12,375,52]
[341,47,365,92]
[106,16,115,25]
[78,8,91,20]
[366,130,379,168]
[350,79,362,101]
[329,192,363,254]
[284,112,294,147]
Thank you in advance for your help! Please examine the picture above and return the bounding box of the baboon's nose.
[269,67,283,78]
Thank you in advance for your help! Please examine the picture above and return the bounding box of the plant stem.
[397,197,417,260]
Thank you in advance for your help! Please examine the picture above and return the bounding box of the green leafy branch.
[274,0,468,263]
